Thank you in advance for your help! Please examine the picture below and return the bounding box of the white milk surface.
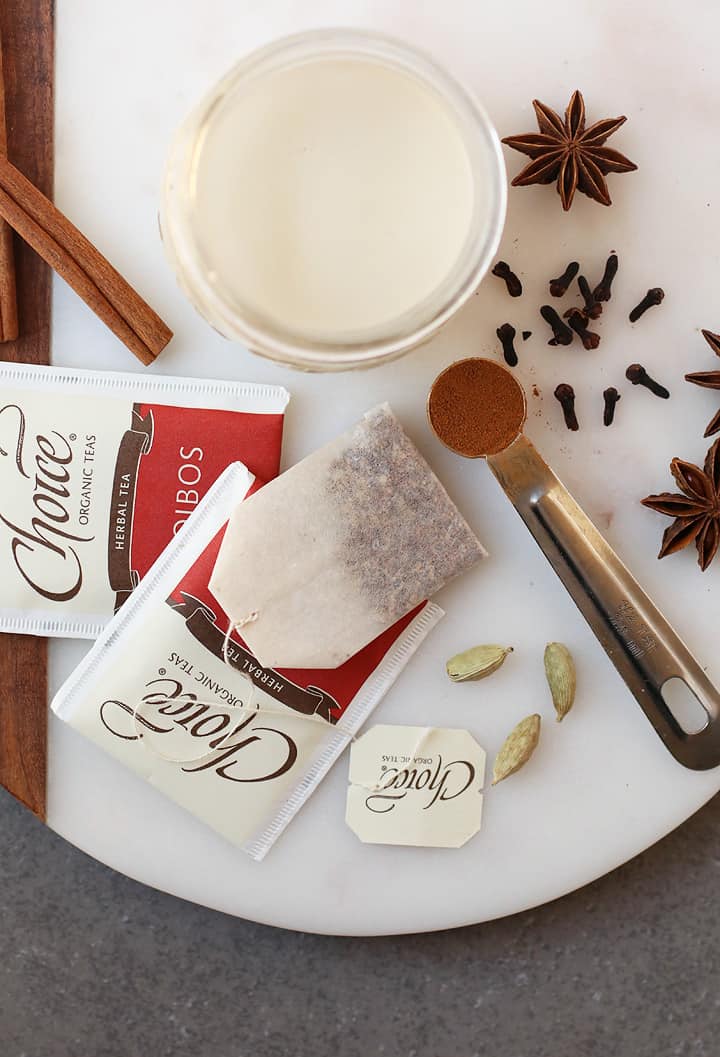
[192,57,476,338]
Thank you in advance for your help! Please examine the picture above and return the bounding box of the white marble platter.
[45,0,720,934]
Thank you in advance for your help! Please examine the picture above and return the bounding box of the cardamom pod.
[544,642,576,722]
[446,644,513,682]
[492,714,541,785]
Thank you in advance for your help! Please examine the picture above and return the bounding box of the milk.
[191,57,477,340]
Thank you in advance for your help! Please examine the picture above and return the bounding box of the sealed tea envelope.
[346,725,486,848]
[210,404,485,669]
[52,463,444,860]
[0,362,288,638]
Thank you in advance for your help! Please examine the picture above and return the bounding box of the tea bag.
[210,405,486,668]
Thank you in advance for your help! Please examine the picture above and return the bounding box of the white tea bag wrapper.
[0,362,288,638]
[346,725,486,849]
[210,405,485,669]
[52,464,444,860]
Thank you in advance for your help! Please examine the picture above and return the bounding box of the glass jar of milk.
[161,29,506,371]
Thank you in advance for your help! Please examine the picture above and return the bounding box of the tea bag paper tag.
[346,725,485,848]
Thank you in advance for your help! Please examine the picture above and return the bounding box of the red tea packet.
[0,363,288,637]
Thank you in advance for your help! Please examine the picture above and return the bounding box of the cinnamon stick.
[0,0,53,822]
[0,153,172,364]
[0,29,18,342]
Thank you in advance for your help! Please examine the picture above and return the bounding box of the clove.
[540,305,574,346]
[629,287,664,323]
[592,253,619,303]
[492,260,522,297]
[626,363,670,399]
[577,275,603,319]
[496,323,518,367]
[565,307,601,350]
[603,387,621,426]
[549,261,580,298]
[554,383,579,431]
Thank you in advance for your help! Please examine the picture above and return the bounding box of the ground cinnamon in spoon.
[428,358,526,457]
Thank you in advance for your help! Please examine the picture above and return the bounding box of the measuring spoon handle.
[488,434,720,770]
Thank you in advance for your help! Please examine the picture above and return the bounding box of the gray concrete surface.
[1,787,718,1057]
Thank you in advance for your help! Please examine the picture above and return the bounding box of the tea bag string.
[221,610,258,667]
[218,611,354,731]
[131,671,431,791]
[132,680,433,798]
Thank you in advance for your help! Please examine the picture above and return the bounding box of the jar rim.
[162,28,507,370]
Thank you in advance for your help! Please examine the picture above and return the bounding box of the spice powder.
[428,358,526,457]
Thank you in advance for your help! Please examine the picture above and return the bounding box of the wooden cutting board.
[0,1,54,819]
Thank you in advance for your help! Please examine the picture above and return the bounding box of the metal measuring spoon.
[428,357,720,770]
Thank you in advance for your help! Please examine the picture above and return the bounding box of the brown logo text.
[99,677,298,784]
[0,403,94,601]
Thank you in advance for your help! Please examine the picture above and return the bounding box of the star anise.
[502,90,637,211]
[685,328,720,437]
[641,437,720,571]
